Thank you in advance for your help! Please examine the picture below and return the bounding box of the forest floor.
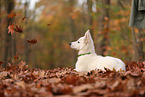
[0,61,145,97]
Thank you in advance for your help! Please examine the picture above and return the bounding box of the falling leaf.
[47,24,51,26]
[14,53,18,61]
[8,12,16,18]
[8,24,15,35]
[27,39,37,45]
[0,61,5,65]
[134,28,139,33]
[104,16,109,21]
[14,25,23,33]
[22,17,26,21]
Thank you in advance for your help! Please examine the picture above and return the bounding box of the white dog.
[70,30,126,72]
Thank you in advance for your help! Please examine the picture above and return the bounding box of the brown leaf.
[47,24,51,26]
[87,89,109,96]
[0,71,9,79]
[27,39,37,45]
[14,25,23,33]
[22,17,26,21]
[0,61,5,65]
[127,78,136,91]
[141,73,145,85]
[49,78,61,84]
[59,84,72,94]
[38,70,45,77]
[63,74,79,85]
[73,84,93,94]
[109,81,124,91]
[36,81,42,88]
[15,81,26,89]
[95,81,106,88]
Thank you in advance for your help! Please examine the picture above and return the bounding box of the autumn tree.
[3,0,15,67]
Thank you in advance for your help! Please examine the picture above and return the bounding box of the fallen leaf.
[38,70,45,77]
[73,84,93,94]
[109,81,123,91]
[49,78,61,84]
[87,89,109,96]
[0,71,9,79]
[15,81,26,89]
[95,81,106,88]
[59,84,72,94]
[127,78,136,91]
[141,73,145,85]
[3,79,13,83]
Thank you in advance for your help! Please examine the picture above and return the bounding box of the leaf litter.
[0,61,144,97]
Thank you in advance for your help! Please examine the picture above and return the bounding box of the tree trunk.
[49,47,55,69]
[3,0,15,67]
[69,0,77,66]
[0,0,2,55]
[69,0,76,37]
[132,28,144,61]
[12,35,16,59]
[0,0,1,37]
[87,0,94,39]
[98,0,110,56]
[24,0,30,64]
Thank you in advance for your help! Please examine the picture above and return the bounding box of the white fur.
[70,30,126,72]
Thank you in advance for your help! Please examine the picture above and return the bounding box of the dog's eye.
[78,41,80,43]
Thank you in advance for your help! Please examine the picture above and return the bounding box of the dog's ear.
[84,30,92,44]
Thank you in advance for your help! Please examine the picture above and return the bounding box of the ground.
[0,61,145,97]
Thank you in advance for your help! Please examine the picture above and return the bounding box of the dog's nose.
[69,42,71,46]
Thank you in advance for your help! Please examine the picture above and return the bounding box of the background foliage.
[0,0,145,69]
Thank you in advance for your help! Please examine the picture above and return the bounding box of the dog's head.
[70,30,94,51]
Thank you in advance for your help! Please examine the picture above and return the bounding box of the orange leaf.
[14,53,18,61]
[104,16,109,21]
[8,24,15,35]
[134,28,139,33]
[8,12,16,18]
